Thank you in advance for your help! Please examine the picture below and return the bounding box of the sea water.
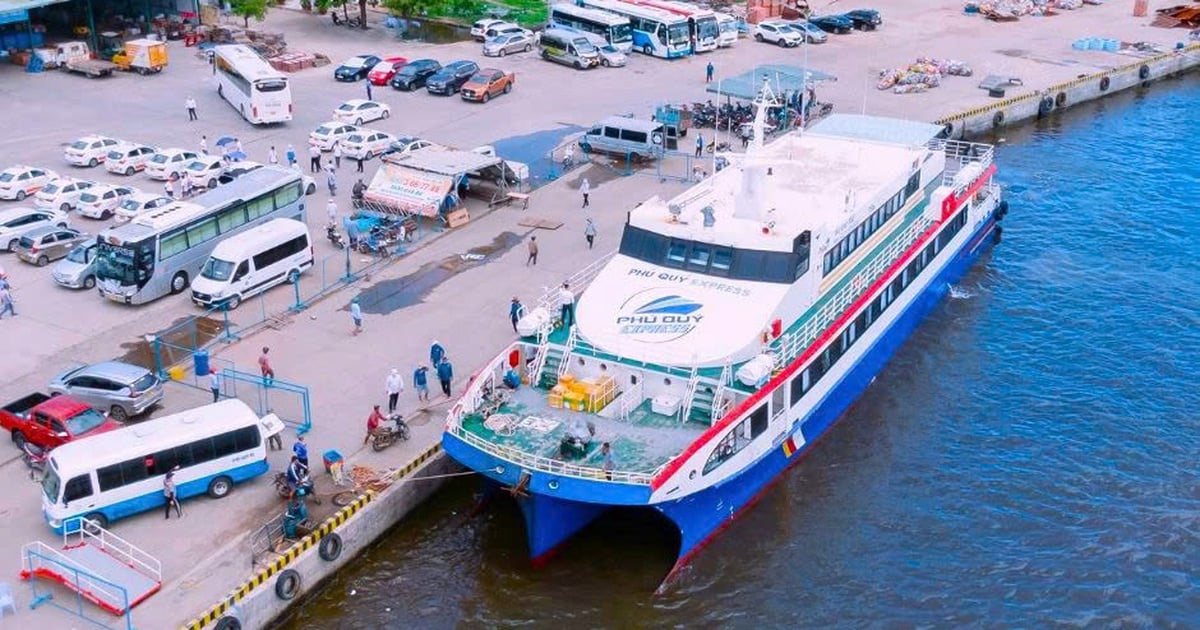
[280,77,1199,628]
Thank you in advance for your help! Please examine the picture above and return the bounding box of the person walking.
[326,198,338,225]
[705,61,714,83]
[413,365,430,403]
[584,218,597,249]
[210,369,221,402]
[164,469,182,518]
[293,435,308,467]
[171,173,182,200]
[186,96,198,121]
[268,146,278,165]
[385,369,404,413]
[695,133,704,158]
[0,285,15,319]
[200,135,208,155]
[558,282,575,328]
[509,296,524,333]
[286,144,297,168]
[332,142,343,169]
[259,346,275,385]
[350,297,363,335]
[526,236,538,266]
[355,156,365,173]
[309,145,322,173]
[181,175,193,199]
[436,357,454,398]
[366,80,374,101]
[580,178,591,208]
[600,442,614,480]
[326,168,338,196]
[430,339,445,367]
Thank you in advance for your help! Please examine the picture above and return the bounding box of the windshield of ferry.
[611,23,632,43]
[697,17,719,40]
[667,22,689,44]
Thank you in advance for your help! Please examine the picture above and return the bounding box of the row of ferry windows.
[823,172,921,278]
[619,226,811,284]
[702,207,969,475]
[158,182,302,261]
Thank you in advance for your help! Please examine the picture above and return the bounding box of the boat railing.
[557,326,579,378]
[447,422,658,485]
[535,250,618,324]
[930,138,994,188]
[571,336,699,380]
[527,329,551,385]
[678,368,701,423]
[710,362,733,423]
[617,377,644,422]
[772,216,931,371]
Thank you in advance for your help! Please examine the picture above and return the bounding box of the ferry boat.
[442,86,1006,588]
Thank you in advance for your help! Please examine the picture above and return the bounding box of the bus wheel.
[643,44,652,55]
[208,476,233,499]
[170,272,189,294]
[84,513,108,532]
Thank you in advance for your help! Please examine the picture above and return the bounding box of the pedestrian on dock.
[558,282,575,328]
[437,357,454,398]
[293,435,308,468]
[580,178,591,208]
[333,142,343,169]
[413,365,430,403]
[366,80,374,101]
[164,469,182,518]
[269,146,278,165]
[200,135,208,155]
[526,236,538,266]
[186,96,198,121]
[209,368,221,403]
[600,442,614,481]
[705,61,714,83]
[695,133,704,158]
[385,368,404,413]
[584,218,597,249]
[364,405,385,445]
[286,144,297,168]
[350,297,363,335]
[327,168,338,196]
[356,156,365,173]
[259,346,275,385]
[0,285,16,319]
[430,339,445,366]
[510,296,524,333]
[309,145,321,173]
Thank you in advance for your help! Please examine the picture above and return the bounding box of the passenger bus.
[715,11,738,47]
[577,0,691,58]
[549,3,633,53]
[95,166,307,305]
[623,0,721,52]
[40,399,275,533]
[212,44,293,125]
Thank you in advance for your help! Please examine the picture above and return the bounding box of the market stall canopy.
[366,149,506,217]
[706,64,837,100]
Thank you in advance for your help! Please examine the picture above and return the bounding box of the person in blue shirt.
[436,357,454,398]
[430,340,445,366]
[413,365,430,403]
[292,435,308,467]
[509,297,524,334]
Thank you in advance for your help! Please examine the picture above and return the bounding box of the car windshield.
[601,45,619,54]
[67,244,91,263]
[372,62,392,72]
[41,466,60,503]
[201,257,236,281]
[345,57,369,67]
[79,192,99,203]
[41,182,61,194]
[66,408,108,435]
[668,22,689,44]
[70,140,91,150]
[0,173,14,182]
[490,35,510,44]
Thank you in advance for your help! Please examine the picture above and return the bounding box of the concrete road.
[0,2,1181,627]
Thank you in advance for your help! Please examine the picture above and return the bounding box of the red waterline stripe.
[651,170,994,490]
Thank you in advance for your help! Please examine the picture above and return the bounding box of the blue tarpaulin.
[706,64,837,101]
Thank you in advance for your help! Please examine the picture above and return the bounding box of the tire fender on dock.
[319,533,344,562]
[1037,97,1054,118]
[214,617,242,630]
[992,111,1005,128]
[1055,92,1067,108]
[1099,76,1110,92]
[275,569,302,600]
[1138,65,1150,80]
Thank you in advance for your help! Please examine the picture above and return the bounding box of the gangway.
[20,517,162,617]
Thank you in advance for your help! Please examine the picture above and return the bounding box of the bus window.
[63,474,93,503]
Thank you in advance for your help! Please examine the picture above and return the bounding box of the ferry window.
[665,241,687,267]
[687,245,710,270]
[794,254,809,278]
[810,357,826,382]
[763,253,792,283]
[856,310,869,333]
[711,248,732,273]
[604,126,620,139]
[619,129,647,144]
[771,387,785,419]
[871,299,882,320]
[63,474,93,503]
[160,228,189,260]
[751,404,770,435]
[733,250,765,279]
[790,371,805,405]
[905,172,920,197]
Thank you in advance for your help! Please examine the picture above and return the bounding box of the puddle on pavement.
[492,125,584,188]
[356,231,524,315]
[118,315,225,371]
[387,18,472,43]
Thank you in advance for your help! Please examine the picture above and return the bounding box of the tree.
[230,0,269,28]
[382,0,434,19]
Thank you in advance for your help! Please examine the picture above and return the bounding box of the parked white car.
[309,121,360,151]
[115,192,172,223]
[63,135,121,167]
[338,130,396,161]
[0,207,69,251]
[185,155,227,190]
[145,148,200,180]
[35,177,95,212]
[76,184,137,220]
[383,136,438,159]
[754,21,803,47]
[0,165,59,201]
[332,99,391,126]
[104,143,159,176]
[471,18,507,41]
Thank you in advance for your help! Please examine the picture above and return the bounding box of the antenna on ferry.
[750,77,778,154]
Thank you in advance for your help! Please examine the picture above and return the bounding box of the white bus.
[624,0,720,52]
[548,4,634,53]
[578,0,691,58]
[213,44,293,125]
[95,166,307,305]
[715,11,738,47]
[40,399,276,533]
[190,218,313,309]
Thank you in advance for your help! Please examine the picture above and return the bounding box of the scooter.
[274,471,322,504]
[326,223,346,249]
[370,414,411,451]
[331,13,362,28]
[22,442,47,482]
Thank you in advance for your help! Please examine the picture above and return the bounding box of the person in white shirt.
[558,282,575,328]
[268,146,278,164]
[326,199,337,224]
[309,145,321,173]
[200,135,208,154]
[385,369,404,413]
[332,142,343,169]
[186,96,198,121]
[209,369,221,403]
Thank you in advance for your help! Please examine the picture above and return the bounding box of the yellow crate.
[548,394,563,409]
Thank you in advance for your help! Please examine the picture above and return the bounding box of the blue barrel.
[194,350,210,377]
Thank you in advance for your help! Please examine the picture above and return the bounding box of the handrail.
[557,327,578,378]
[448,422,657,485]
[710,363,732,423]
[64,517,162,582]
[678,368,700,423]
[535,250,617,319]
[618,377,644,422]
[930,139,995,189]
[21,541,126,607]
[527,329,551,386]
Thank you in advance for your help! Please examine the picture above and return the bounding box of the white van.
[190,218,312,309]
[539,27,600,69]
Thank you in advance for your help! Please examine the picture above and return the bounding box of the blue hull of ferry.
[443,212,1001,577]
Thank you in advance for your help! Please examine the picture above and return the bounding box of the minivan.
[48,360,164,422]
[539,28,600,69]
[578,115,667,160]
[191,218,313,310]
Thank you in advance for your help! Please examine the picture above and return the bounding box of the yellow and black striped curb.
[182,442,444,630]
[936,44,1200,126]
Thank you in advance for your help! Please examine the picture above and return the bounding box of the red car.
[368,56,409,85]
[1,393,121,451]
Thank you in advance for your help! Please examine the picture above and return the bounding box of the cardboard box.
[446,208,470,228]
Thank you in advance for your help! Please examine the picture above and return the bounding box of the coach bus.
[95,166,307,305]
[577,0,691,58]
[212,44,293,125]
[621,0,719,52]
[549,4,633,53]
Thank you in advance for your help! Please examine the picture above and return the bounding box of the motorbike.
[274,471,322,504]
[22,442,47,481]
[326,223,346,249]
[370,414,411,452]
[330,13,363,28]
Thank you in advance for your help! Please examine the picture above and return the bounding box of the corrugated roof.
[806,114,945,147]
[0,0,68,13]
[387,148,503,175]
[706,64,837,101]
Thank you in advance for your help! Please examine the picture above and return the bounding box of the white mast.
[733,78,780,222]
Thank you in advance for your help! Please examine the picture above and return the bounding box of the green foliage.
[381,0,435,18]
[385,0,545,26]
[230,0,270,27]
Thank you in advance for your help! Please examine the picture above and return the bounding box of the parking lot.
[0,1,1172,626]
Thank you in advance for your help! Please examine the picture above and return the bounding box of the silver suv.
[48,361,164,422]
